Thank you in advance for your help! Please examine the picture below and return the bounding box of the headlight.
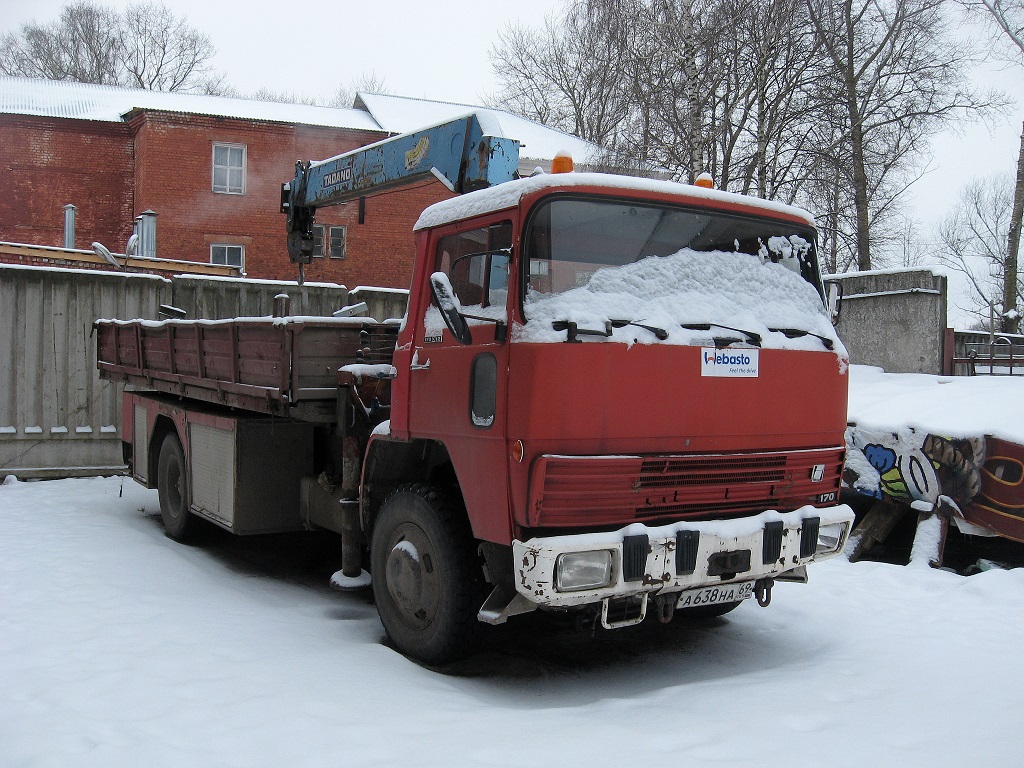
[816,522,847,554]
[555,550,613,592]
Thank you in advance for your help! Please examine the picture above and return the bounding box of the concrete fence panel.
[348,286,409,321]
[1,268,352,478]
[824,269,948,375]
[168,276,349,319]
[1,265,170,477]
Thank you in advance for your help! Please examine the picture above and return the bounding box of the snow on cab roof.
[414,173,817,231]
[355,92,599,164]
[0,75,382,132]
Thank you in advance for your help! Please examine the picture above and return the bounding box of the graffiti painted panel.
[845,425,1024,543]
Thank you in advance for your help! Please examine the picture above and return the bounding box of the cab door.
[406,219,513,543]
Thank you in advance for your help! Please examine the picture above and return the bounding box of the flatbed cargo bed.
[96,316,398,419]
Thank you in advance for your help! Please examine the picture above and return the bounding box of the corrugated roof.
[0,76,384,131]
[355,92,599,164]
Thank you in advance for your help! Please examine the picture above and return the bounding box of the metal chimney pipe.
[139,210,158,259]
[62,204,77,249]
[273,293,291,318]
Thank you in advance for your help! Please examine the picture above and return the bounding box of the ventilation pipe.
[138,210,158,259]
[62,204,77,249]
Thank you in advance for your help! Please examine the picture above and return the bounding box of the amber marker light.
[511,440,525,462]
[694,172,714,189]
[551,151,574,174]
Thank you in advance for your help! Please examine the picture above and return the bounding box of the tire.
[370,483,483,665]
[157,432,194,541]
[677,600,742,620]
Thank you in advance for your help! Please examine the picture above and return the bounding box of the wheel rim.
[165,454,183,520]
[383,522,440,631]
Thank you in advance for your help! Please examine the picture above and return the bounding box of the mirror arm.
[462,314,508,344]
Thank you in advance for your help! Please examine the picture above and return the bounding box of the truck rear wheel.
[157,433,193,541]
[370,483,482,665]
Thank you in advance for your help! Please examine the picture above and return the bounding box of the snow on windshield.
[517,247,844,353]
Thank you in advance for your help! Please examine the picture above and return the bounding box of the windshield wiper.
[768,327,834,350]
[680,322,761,347]
[552,319,670,342]
[551,320,613,343]
[610,319,669,340]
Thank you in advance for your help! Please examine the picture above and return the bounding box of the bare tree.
[249,88,321,105]
[119,2,217,92]
[490,7,635,153]
[805,0,1000,272]
[960,0,1023,331]
[0,0,222,93]
[490,0,998,276]
[0,2,121,84]
[490,0,827,189]
[964,0,1024,59]
[939,174,1023,329]
[328,71,392,109]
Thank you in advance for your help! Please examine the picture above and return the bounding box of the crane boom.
[282,114,520,264]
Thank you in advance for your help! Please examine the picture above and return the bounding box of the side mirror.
[826,280,843,326]
[429,272,472,345]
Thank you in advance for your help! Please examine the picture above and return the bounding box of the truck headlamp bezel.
[555,550,614,592]
[816,522,848,554]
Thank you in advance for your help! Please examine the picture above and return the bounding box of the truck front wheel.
[370,484,482,665]
[157,433,193,541]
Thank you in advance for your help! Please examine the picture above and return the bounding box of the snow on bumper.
[512,505,854,609]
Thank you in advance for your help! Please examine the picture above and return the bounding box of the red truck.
[97,115,854,664]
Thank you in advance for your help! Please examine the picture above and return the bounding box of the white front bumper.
[512,505,854,609]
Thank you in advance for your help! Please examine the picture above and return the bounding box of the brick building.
[0,77,595,289]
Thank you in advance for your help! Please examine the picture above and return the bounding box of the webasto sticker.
[700,348,759,377]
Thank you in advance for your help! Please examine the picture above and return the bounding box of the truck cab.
[365,171,853,660]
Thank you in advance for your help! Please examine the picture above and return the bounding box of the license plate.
[676,581,755,609]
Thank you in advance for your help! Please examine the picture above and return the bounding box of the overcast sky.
[0,0,560,104]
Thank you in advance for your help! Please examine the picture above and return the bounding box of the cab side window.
[435,222,512,310]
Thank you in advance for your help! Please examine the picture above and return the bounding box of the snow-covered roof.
[415,173,817,231]
[0,76,382,132]
[355,92,599,164]
[0,77,601,167]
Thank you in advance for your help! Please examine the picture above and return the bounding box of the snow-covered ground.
[3,368,1023,765]
[2,471,1022,767]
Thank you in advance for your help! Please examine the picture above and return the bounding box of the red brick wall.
[2,109,457,291]
[0,115,134,251]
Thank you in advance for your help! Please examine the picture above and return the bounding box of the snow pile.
[848,365,1024,443]
[517,248,843,352]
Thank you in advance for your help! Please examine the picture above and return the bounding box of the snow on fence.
[0,265,354,479]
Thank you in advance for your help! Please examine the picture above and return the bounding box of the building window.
[312,224,346,259]
[212,143,246,194]
[211,244,244,268]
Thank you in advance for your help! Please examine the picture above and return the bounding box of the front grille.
[528,447,844,528]
[639,455,787,488]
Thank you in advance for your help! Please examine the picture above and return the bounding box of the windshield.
[523,197,823,304]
